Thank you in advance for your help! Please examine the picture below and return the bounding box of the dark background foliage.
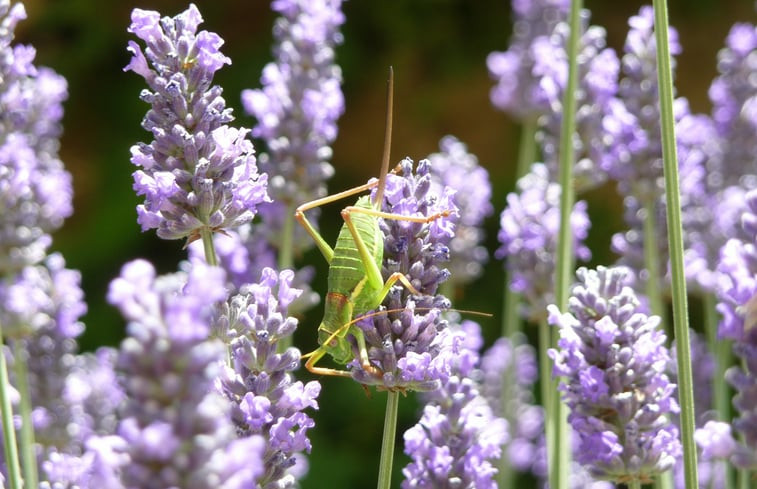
[13,0,755,487]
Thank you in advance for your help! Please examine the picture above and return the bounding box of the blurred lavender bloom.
[216,267,320,488]
[40,435,128,489]
[242,0,344,255]
[351,158,460,392]
[109,259,261,487]
[709,22,757,189]
[496,163,591,323]
[0,0,71,273]
[402,322,508,489]
[715,188,757,341]
[603,6,680,202]
[479,334,543,475]
[724,327,757,469]
[548,266,681,483]
[487,0,570,120]
[427,136,493,288]
[125,4,268,242]
[529,12,622,191]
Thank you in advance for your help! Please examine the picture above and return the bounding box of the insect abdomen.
[328,196,383,312]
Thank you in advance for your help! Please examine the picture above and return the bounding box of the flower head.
[125,4,268,241]
[109,258,253,487]
[496,163,591,322]
[0,0,71,273]
[350,158,460,392]
[216,267,320,487]
[402,323,508,489]
[427,136,493,287]
[548,266,681,483]
[242,0,344,256]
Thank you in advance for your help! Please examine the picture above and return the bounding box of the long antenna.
[373,66,393,208]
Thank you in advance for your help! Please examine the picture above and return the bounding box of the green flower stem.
[376,391,399,489]
[642,196,666,320]
[0,324,23,489]
[497,117,537,488]
[705,294,733,489]
[277,202,296,350]
[652,1,698,488]
[630,479,642,489]
[538,317,555,461]
[551,0,582,488]
[200,226,218,267]
[12,340,38,489]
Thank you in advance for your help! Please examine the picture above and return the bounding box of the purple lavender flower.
[350,158,460,392]
[40,435,128,489]
[216,267,320,487]
[496,163,591,322]
[531,14,621,190]
[723,327,757,469]
[402,323,508,489]
[479,334,543,475]
[108,258,261,487]
[0,0,71,273]
[125,4,268,242]
[548,266,681,483]
[427,135,493,288]
[241,0,344,256]
[709,22,757,188]
[487,0,570,120]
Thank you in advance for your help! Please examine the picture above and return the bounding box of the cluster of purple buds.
[496,163,591,322]
[216,267,321,487]
[427,136,493,288]
[0,0,71,273]
[125,4,268,242]
[487,0,570,121]
[107,259,263,488]
[708,22,757,189]
[548,266,681,483]
[350,158,459,392]
[402,321,508,489]
[479,333,543,475]
[242,0,344,256]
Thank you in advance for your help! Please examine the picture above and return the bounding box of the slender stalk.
[630,479,642,489]
[702,292,734,489]
[278,201,295,272]
[642,197,666,319]
[551,1,582,488]
[376,391,400,489]
[652,1,698,488]
[538,317,555,479]
[0,324,23,489]
[13,340,38,489]
[497,117,537,488]
[200,226,218,267]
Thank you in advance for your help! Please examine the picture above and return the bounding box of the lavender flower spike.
[402,322,508,489]
[125,4,268,242]
[427,135,493,287]
[242,0,344,255]
[548,266,681,483]
[496,163,591,322]
[351,158,460,392]
[217,267,321,487]
[109,259,262,487]
[1,0,71,273]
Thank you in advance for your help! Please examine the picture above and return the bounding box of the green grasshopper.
[296,68,450,378]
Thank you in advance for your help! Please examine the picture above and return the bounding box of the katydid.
[295,68,451,378]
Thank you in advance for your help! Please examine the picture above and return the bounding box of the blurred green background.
[12,0,755,487]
